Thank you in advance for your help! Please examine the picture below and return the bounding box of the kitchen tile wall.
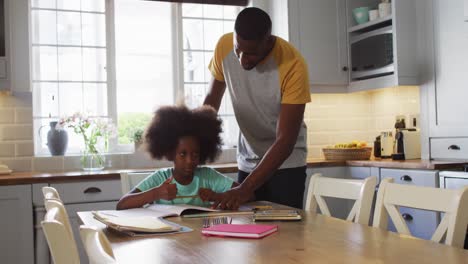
[304,86,420,159]
[0,90,237,172]
[0,86,419,172]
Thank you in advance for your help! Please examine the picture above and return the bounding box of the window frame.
[31,0,111,156]
[32,0,239,156]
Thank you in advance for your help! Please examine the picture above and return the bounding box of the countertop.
[1,159,467,186]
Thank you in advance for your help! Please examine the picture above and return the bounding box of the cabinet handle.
[400,175,412,182]
[342,66,348,71]
[402,213,413,221]
[448,145,461,150]
[83,187,102,194]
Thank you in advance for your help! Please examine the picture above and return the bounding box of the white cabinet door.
[0,185,34,264]
[380,168,439,240]
[288,0,348,92]
[0,58,6,79]
[428,0,468,137]
[8,0,30,92]
[305,167,350,219]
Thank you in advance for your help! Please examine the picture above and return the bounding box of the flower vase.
[45,121,68,156]
[81,150,105,171]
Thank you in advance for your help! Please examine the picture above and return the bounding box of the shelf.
[348,15,392,33]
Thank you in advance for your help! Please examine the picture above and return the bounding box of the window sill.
[30,148,237,173]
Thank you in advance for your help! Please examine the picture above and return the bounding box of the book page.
[146,204,219,216]
[97,208,177,219]
[93,211,180,233]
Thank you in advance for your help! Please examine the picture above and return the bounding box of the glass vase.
[81,150,105,171]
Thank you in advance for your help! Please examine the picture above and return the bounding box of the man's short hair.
[234,7,272,41]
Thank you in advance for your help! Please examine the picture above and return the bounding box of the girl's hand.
[199,188,219,202]
[154,177,177,201]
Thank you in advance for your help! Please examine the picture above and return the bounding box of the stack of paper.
[253,209,302,221]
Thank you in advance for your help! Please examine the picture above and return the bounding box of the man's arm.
[213,103,306,209]
[241,103,305,191]
[204,77,226,112]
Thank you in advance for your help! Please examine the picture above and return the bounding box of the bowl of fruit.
[322,141,372,161]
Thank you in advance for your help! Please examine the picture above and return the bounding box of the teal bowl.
[353,7,370,24]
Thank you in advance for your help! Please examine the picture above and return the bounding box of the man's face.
[234,32,270,70]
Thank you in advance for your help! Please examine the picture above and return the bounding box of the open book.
[142,204,254,218]
[92,211,180,234]
[93,204,253,235]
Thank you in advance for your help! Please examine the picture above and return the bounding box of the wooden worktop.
[0,159,467,186]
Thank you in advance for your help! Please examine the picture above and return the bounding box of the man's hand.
[153,177,177,201]
[212,185,253,210]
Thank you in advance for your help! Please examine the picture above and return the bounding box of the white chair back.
[120,172,153,194]
[41,200,80,264]
[305,173,377,225]
[80,225,116,264]
[42,186,62,201]
[373,178,468,248]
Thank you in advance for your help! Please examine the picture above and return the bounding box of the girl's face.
[172,135,200,185]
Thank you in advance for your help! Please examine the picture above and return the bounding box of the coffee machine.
[393,129,421,160]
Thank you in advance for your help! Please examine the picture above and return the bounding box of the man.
[204,7,310,209]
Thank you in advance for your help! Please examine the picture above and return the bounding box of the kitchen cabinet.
[287,0,419,93]
[0,0,9,89]
[7,0,30,92]
[288,0,349,93]
[306,167,350,218]
[348,166,378,225]
[0,185,34,264]
[346,0,419,92]
[305,166,376,220]
[421,0,468,159]
[34,180,121,264]
[380,168,440,240]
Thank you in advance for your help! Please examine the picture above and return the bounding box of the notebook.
[201,224,278,239]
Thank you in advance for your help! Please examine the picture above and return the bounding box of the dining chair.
[79,225,116,264]
[305,173,377,225]
[42,186,62,201]
[120,171,153,194]
[41,199,80,264]
[373,178,468,248]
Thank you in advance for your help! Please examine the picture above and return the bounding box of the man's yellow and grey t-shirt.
[209,33,311,172]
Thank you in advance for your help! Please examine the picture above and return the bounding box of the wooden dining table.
[78,202,468,264]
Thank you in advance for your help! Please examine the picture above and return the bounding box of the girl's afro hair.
[144,105,223,164]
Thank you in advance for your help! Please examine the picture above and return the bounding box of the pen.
[175,195,199,199]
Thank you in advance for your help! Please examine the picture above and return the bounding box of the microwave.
[350,26,394,81]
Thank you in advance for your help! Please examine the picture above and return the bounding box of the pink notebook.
[201,224,278,239]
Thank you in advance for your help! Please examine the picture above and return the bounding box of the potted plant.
[132,128,144,151]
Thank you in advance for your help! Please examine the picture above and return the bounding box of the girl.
[116,105,238,210]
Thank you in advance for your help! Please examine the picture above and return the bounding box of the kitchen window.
[32,0,241,156]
